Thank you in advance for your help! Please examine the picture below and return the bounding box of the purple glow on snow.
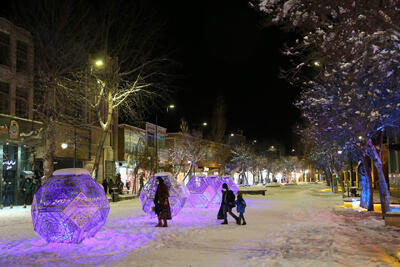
[0,199,246,266]
[185,176,217,208]
[139,173,187,217]
[31,170,110,244]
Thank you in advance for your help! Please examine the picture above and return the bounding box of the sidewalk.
[107,193,138,202]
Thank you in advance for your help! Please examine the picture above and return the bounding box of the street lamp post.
[155,104,175,173]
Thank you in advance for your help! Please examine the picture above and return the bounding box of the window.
[0,32,10,66]
[0,82,9,114]
[147,132,155,147]
[16,41,28,72]
[16,87,28,118]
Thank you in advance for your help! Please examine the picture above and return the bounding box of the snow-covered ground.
[1,184,400,266]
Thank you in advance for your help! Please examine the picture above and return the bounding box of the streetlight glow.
[202,122,207,126]
[169,104,175,109]
[95,59,104,67]
[338,150,343,155]
[314,60,321,67]
[61,143,68,149]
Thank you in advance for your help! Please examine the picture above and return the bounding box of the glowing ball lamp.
[31,168,110,244]
[140,172,187,217]
[185,176,217,208]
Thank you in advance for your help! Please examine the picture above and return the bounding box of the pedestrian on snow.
[108,178,115,195]
[102,178,108,195]
[235,193,247,225]
[0,178,5,209]
[116,173,123,194]
[22,176,34,208]
[1,179,14,209]
[218,183,240,225]
[154,177,171,227]
[139,174,145,194]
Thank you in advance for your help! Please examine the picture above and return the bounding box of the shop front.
[0,115,43,206]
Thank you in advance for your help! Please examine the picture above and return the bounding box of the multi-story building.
[117,122,168,193]
[0,18,39,205]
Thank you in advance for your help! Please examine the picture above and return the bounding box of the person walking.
[22,176,33,208]
[2,179,14,209]
[235,193,247,225]
[218,183,240,225]
[102,178,108,195]
[108,178,114,195]
[154,177,171,227]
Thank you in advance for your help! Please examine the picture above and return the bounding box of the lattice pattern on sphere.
[208,176,239,207]
[139,173,187,217]
[31,170,110,244]
[185,176,217,208]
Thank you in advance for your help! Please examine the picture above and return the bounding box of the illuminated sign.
[9,120,19,139]
[2,160,16,170]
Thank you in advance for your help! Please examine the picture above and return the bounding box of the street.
[1,184,400,266]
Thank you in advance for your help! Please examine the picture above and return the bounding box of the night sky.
[2,0,302,151]
[151,0,301,150]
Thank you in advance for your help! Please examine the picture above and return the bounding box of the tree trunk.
[42,121,56,184]
[367,140,390,216]
[92,92,114,182]
[325,168,334,193]
[360,156,373,211]
[92,127,110,181]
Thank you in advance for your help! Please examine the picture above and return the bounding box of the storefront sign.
[2,160,16,170]
[9,120,19,139]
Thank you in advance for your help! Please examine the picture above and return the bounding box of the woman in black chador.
[218,183,240,225]
[154,177,172,227]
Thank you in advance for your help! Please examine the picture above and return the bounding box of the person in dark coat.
[22,176,34,208]
[218,183,240,225]
[108,178,115,195]
[102,179,108,195]
[154,177,171,227]
[235,193,247,225]
[139,174,145,194]
[2,179,14,209]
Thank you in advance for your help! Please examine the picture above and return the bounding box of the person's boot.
[155,219,162,227]
[162,219,168,227]
[10,204,13,209]
[242,221,247,225]
[221,220,228,224]
[24,204,26,208]
[236,218,240,225]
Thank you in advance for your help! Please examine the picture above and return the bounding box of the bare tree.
[7,0,97,182]
[231,143,253,186]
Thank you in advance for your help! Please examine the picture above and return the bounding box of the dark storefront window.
[2,143,18,199]
[0,82,9,114]
[16,40,28,73]
[0,31,10,67]
[16,87,28,118]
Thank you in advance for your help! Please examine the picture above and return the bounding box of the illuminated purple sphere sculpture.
[31,168,110,244]
[140,172,187,217]
[185,176,217,208]
[208,176,239,207]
